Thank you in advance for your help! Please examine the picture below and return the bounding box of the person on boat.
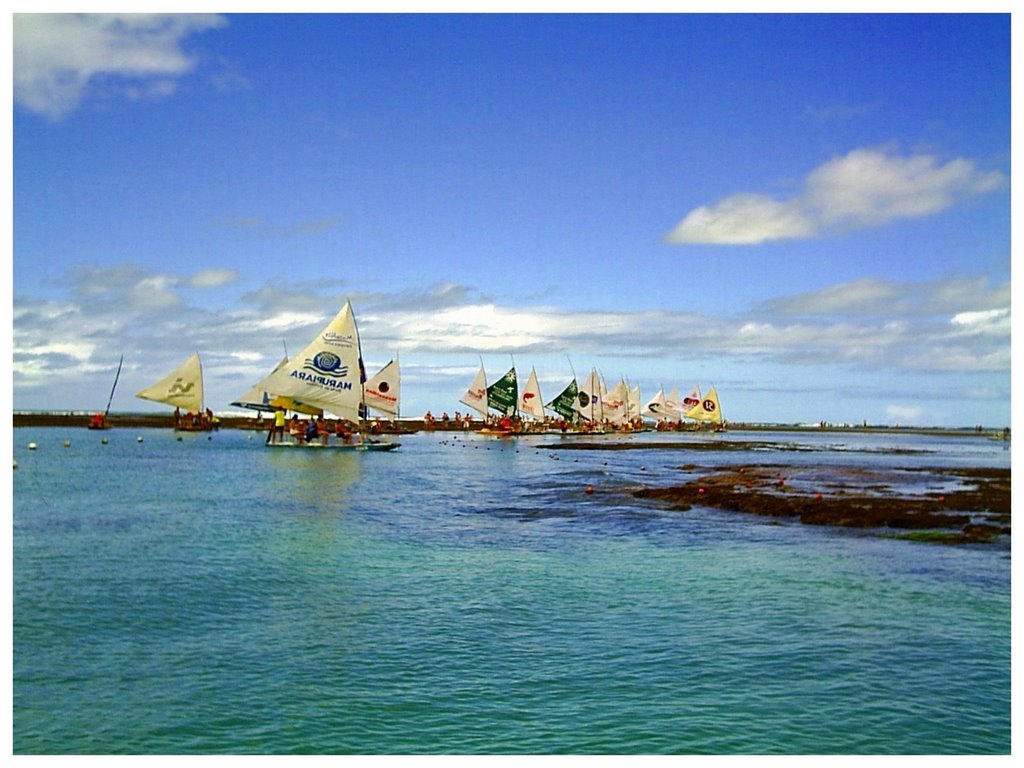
[173,407,181,429]
[315,415,329,446]
[334,420,353,444]
[304,418,318,444]
[268,406,286,444]
[289,415,304,443]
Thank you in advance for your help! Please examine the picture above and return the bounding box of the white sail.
[643,387,667,418]
[628,384,642,419]
[678,385,702,414]
[518,367,545,420]
[233,355,323,416]
[460,363,488,417]
[602,378,630,425]
[273,300,364,421]
[685,386,723,424]
[575,368,604,422]
[232,354,288,412]
[364,358,400,417]
[136,352,204,413]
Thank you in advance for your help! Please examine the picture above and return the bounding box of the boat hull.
[266,441,400,451]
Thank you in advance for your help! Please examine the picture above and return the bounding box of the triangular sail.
[546,378,580,424]
[602,378,629,425]
[685,386,723,424]
[575,368,604,422]
[487,366,518,417]
[643,387,667,419]
[273,300,364,421]
[679,385,702,414]
[232,354,288,412]
[136,352,204,413]
[233,355,323,416]
[518,367,545,420]
[628,384,642,420]
[364,358,400,417]
[460,364,489,417]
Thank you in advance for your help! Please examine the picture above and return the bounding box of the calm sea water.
[12,426,1011,754]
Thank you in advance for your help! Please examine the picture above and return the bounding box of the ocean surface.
[12,426,1011,754]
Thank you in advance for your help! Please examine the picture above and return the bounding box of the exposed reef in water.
[633,464,1010,545]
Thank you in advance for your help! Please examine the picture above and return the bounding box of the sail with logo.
[487,366,518,417]
[574,368,604,422]
[265,299,399,450]
[136,351,215,431]
[364,357,400,418]
[546,377,580,425]
[685,386,724,428]
[518,367,545,420]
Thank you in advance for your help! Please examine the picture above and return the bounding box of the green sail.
[546,379,580,424]
[487,366,518,417]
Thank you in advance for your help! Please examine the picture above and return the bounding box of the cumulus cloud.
[14,13,226,120]
[665,147,1005,244]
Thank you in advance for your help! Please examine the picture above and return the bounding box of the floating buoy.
[698,487,705,494]
[137,436,144,443]
[101,437,109,445]
[815,493,823,500]
[63,440,71,448]
[938,495,945,503]
[585,485,594,495]
[13,460,18,469]
[28,442,37,450]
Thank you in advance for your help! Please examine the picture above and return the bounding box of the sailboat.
[89,355,123,430]
[478,364,518,435]
[574,368,605,428]
[516,366,548,432]
[546,377,581,428]
[459,362,489,419]
[262,299,399,450]
[136,352,216,431]
[685,386,725,429]
[364,358,400,419]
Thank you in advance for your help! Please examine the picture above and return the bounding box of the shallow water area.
[12,427,1011,754]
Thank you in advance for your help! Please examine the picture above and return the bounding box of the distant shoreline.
[11,411,1005,439]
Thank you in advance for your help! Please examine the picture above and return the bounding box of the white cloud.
[664,194,814,245]
[14,13,226,120]
[885,404,923,424]
[665,147,1005,244]
[187,268,239,289]
[11,271,1011,416]
[951,307,1011,334]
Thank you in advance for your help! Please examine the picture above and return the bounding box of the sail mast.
[103,355,124,417]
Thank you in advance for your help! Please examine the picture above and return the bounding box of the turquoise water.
[12,427,1011,754]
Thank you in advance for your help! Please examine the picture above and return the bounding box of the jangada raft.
[136,351,218,431]
[239,299,400,452]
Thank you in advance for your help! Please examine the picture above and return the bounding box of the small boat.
[136,352,217,431]
[266,438,400,451]
[684,386,725,430]
[89,355,123,430]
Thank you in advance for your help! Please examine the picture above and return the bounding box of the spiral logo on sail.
[303,351,348,378]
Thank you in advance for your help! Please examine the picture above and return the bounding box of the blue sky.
[9,12,1012,426]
